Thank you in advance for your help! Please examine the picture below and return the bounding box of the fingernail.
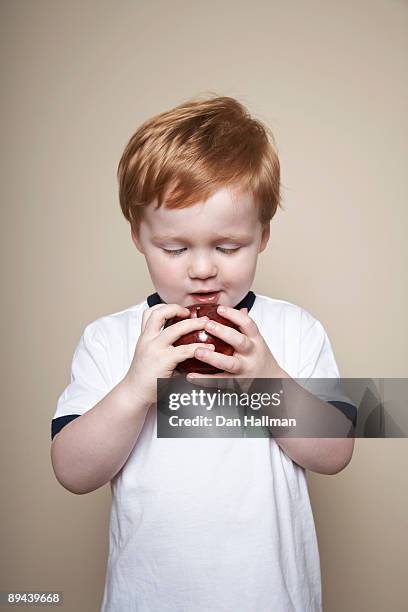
[218,305,225,313]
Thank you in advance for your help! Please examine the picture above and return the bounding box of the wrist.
[119,375,153,411]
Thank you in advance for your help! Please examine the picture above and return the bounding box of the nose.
[187,252,218,279]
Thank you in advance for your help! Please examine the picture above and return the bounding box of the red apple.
[163,303,240,374]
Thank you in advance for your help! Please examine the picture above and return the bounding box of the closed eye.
[218,247,240,254]
[162,247,240,256]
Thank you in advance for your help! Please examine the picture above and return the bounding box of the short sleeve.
[298,313,340,378]
[297,310,357,427]
[51,322,112,440]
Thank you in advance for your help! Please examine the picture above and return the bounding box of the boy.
[51,95,356,611]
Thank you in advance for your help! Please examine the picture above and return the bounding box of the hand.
[124,303,215,405]
[186,305,283,392]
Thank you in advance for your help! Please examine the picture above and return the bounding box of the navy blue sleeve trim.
[51,414,81,440]
[327,401,357,427]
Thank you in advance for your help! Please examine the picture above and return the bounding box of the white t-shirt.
[52,292,355,612]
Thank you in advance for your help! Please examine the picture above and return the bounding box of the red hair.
[117,94,283,233]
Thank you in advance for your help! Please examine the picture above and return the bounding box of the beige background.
[1,0,407,610]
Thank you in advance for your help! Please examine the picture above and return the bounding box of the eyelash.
[163,247,240,257]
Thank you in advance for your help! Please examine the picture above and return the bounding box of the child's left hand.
[186,305,284,391]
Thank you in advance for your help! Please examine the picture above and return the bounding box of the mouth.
[189,291,220,304]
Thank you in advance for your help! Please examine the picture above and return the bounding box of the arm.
[51,303,211,495]
[183,305,354,475]
[50,376,151,495]
[272,368,355,475]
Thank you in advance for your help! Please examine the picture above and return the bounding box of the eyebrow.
[151,233,252,242]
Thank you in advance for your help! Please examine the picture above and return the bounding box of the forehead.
[141,186,259,239]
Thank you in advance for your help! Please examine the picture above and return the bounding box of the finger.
[173,342,215,362]
[186,374,234,391]
[161,316,210,345]
[216,305,257,338]
[144,303,190,335]
[193,345,240,374]
[186,377,224,390]
[141,303,167,332]
[203,319,251,354]
[187,373,252,393]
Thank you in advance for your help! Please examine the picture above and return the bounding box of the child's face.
[131,185,270,308]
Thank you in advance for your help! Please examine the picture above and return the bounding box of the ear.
[258,222,270,253]
[131,226,145,254]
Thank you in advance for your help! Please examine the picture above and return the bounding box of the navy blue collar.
[146,290,256,312]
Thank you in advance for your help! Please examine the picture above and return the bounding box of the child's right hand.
[124,303,214,405]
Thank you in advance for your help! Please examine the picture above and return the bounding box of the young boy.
[51,96,356,611]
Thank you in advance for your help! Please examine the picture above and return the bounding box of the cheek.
[225,251,257,275]
[149,257,183,282]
